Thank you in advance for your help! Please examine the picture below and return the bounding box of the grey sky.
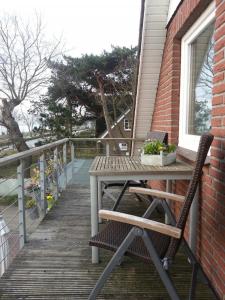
[2,0,141,57]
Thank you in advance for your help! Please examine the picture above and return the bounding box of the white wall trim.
[167,0,182,24]
[179,1,215,152]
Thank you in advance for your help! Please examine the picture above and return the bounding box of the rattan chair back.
[166,133,214,259]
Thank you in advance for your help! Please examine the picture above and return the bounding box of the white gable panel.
[167,0,182,23]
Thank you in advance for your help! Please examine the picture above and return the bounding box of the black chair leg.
[189,263,198,300]
[88,229,136,300]
[142,230,180,300]
[112,181,130,211]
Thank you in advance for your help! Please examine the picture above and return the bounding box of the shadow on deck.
[0,182,214,299]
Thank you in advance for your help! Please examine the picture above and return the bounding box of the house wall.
[150,0,225,297]
[132,0,169,154]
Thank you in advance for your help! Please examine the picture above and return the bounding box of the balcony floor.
[0,183,214,299]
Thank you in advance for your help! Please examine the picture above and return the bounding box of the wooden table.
[89,156,194,263]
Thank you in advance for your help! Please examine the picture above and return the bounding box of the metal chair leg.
[88,229,136,300]
[142,230,180,300]
[112,181,130,211]
[189,262,198,300]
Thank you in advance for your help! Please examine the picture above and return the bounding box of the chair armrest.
[99,210,181,239]
[129,187,185,203]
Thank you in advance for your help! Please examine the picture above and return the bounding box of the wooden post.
[54,147,59,201]
[17,159,26,248]
[63,143,67,188]
[40,153,47,215]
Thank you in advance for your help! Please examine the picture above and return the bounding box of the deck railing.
[0,137,144,276]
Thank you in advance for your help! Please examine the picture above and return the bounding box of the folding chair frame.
[89,198,220,300]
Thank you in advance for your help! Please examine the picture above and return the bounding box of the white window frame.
[124,118,131,131]
[179,2,215,152]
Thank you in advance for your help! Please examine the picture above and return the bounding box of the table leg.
[165,180,172,224]
[98,181,102,223]
[90,175,99,263]
[189,185,199,254]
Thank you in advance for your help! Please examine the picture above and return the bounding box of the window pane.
[188,22,214,135]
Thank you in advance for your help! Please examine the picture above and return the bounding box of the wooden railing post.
[54,147,59,201]
[63,143,67,188]
[40,153,47,215]
[17,159,26,249]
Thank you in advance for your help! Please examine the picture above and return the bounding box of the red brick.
[211,127,225,137]
[214,38,225,52]
[209,168,225,181]
[214,50,224,63]
[214,24,225,41]
[210,148,225,159]
[211,118,222,127]
[212,95,224,105]
[213,73,224,84]
[215,11,225,29]
[213,82,225,94]
[212,106,225,116]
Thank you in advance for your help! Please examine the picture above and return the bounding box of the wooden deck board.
[0,184,214,299]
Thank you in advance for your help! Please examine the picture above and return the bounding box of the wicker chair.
[102,131,168,211]
[89,133,219,300]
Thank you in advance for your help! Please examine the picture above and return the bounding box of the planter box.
[141,151,176,166]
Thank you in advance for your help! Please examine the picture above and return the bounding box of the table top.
[89,156,193,176]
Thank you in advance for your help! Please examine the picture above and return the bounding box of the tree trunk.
[96,78,120,154]
[2,100,31,177]
[2,100,29,152]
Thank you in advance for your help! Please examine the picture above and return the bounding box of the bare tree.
[14,106,39,137]
[0,15,61,151]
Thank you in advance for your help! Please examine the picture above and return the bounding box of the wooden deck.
[0,184,214,299]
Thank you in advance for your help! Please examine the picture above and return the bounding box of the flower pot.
[141,151,176,166]
[26,206,39,220]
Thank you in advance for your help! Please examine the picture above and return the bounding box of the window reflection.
[188,22,214,135]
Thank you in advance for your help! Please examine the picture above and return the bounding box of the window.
[179,2,215,151]
[124,119,131,131]
[119,143,128,151]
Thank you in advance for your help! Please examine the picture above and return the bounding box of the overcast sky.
[1,0,141,57]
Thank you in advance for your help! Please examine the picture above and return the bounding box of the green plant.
[143,140,176,155]
[25,198,36,209]
[46,193,56,210]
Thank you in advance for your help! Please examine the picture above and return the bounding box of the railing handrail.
[0,138,69,167]
[0,137,145,167]
[70,138,145,142]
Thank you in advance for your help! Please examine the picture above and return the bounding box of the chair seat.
[89,221,171,262]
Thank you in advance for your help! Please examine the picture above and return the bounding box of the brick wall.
[150,0,225,297]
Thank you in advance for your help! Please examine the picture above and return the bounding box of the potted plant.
[25,198,39,220]
[141,140,176,166]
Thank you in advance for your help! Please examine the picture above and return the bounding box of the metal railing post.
[17,159,26,249]
[70,141,74,176]
[54,147,59,201]
[106,142,110,156]
[40,153,47,215]
[63,143,67,188]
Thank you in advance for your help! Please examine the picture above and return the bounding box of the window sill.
[176,146,210,165]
